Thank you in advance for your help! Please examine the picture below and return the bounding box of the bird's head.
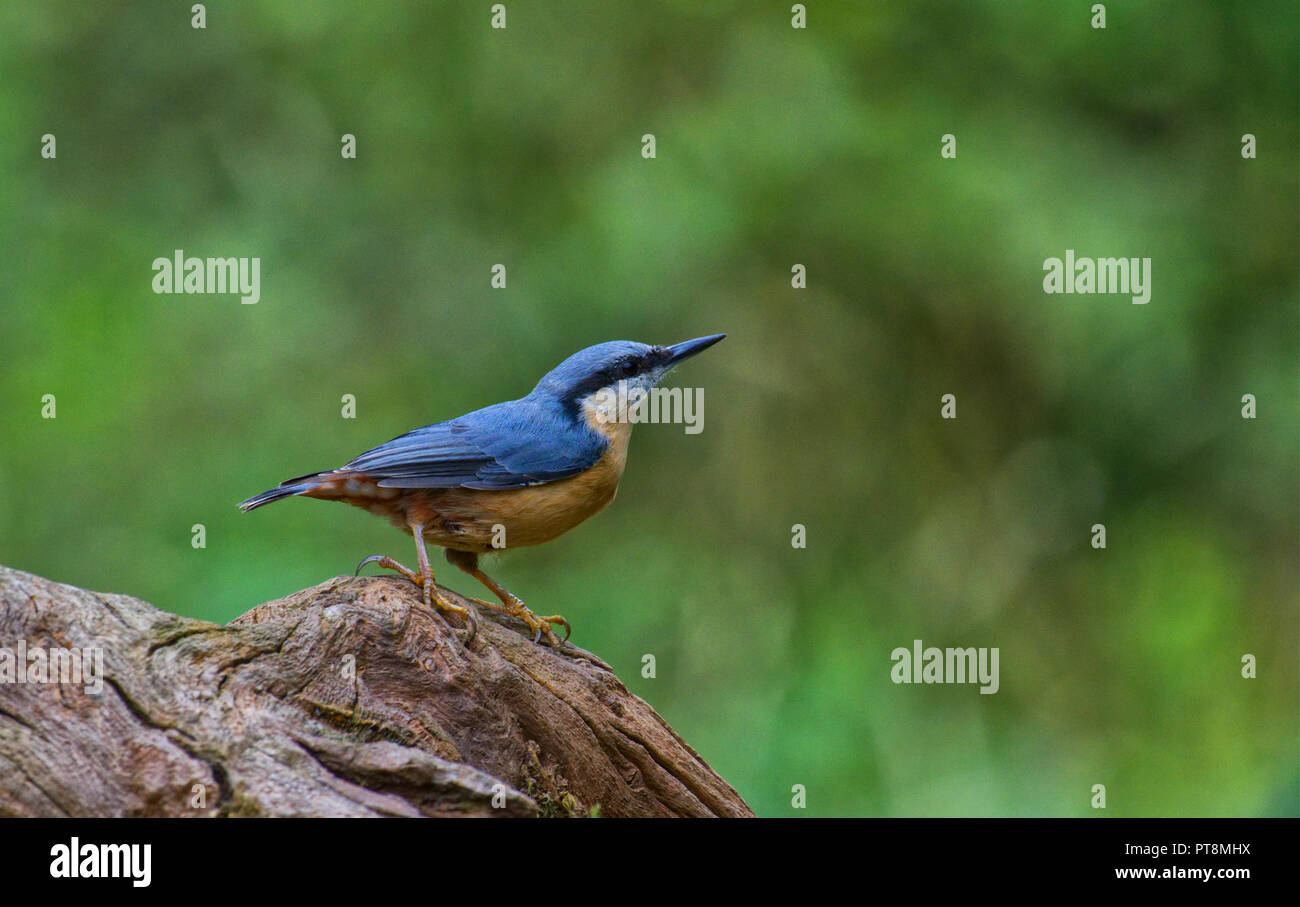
[532,334,725,423]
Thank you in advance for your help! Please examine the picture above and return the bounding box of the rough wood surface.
[0,564,752,818]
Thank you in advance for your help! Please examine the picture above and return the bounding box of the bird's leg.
[356,525,476,640]
[445,549,570,646]
[411,526,476,638]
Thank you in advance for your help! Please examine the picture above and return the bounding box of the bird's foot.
[470,594,570,647]
[355,554,477,642]
[421,575,477,642]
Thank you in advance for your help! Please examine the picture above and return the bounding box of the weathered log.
[0,565,752,818]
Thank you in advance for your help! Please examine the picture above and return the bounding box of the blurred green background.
[1,1,1296,817]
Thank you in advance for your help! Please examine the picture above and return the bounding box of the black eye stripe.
[560,351,654,411]
[612,358,638,379]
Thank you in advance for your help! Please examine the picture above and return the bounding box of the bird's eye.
[616,359,637,378]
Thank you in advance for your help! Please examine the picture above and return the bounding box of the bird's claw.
[517,608,570,648]
[355,554,475,643]
[422,576,477,644]
[465,596,568,647]
[437,597,476,643]
[539,613,571,642]
[354,553,419,584]
[355,553,385,576]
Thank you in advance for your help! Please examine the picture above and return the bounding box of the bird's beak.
[665,333,726,366]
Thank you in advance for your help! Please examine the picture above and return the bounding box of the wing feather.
[341,398,606,490]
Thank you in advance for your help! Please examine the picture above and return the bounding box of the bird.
[239,334,725,647]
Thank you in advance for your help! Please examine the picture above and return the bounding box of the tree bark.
[0,564,752,818]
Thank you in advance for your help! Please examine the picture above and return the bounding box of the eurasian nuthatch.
[240,334,725,646]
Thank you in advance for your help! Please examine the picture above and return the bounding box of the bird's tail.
[238,472,328,512]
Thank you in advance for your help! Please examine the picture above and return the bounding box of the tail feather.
[238,476,324,512]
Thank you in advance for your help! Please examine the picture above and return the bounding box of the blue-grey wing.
[341,399,607,490]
